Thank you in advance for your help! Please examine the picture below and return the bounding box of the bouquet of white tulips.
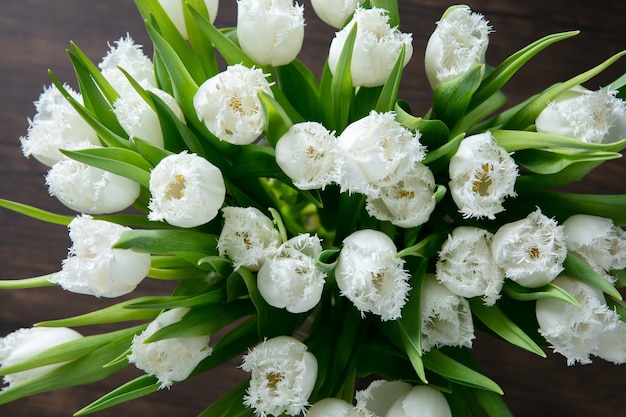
[1,0,626,416]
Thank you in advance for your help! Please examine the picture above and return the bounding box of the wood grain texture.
[0,1,625,416]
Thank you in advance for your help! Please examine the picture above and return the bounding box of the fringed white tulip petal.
[420,274,475,352]
[492,208,566,288]
[449,132,518,220]
[98,35,156,94]
[328,7,413,87]
[148,152,226,228]
[424,5,491,89]
[129,308,212,389]
[217,206,281,271]
[436,226,504,305]
[241,336,317,417]
[0,327,83,387]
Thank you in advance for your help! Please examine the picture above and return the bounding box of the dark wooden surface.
[1,1,625,416]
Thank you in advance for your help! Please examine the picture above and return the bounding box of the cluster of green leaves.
[1,0,626,416]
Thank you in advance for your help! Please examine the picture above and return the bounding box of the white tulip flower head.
[337,111,426,197]
[424,5,491,89]
[241,335,317,417]
[257,233,326,313]
[217,206,281,271]
[158,0,219,39]
[492,208,566,288]
[365,162,437,228]
[98,35,157,95]
[563,214,626,277]
[436,226,504,306]
[355,379,412,417]
[114,87,185,148]
[275,121,339,190]
[307,398,368,417]
[50,214,151,297]
[311,0,362,29]
[129,308,212,388]
[335,229,411,321]
[420,274,475,352]
[46,152,140,215]
[386,385,452,417]
[536,87,626,144]
[20,84,100,167]
[536,276,620,365]
[328,7,413,87]
[237,0,305,67]
[449,132,518,220]
[148,152,226,228]
[0,327,83,387]
[193,64,274,145]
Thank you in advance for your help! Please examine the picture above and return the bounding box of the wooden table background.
[1,1,625,416]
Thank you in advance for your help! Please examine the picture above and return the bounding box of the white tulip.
[337,111,426,197]
[158,0,219,39]
[420,274,474,352]
[237,0,305,67]
[217,206,281,271]
[328,7,413,87]
[129,308,212,388]
[596,321,626,364]
[424,5,491,89]
[20,84,100,167]
[563,214,626,278]
[448,132,518,220]
[335,229,411,321]
[386,385,452,417]
[275,121,339,190]
[49,214,151,297]
[355,379,412,417]
[307,398,367,417]
[536,87,626,144]
[113,87,185,148]
[492,208,566,288]
[98,35,156,95]
[257,233,326,313]
[46,151,140,215]
[436,226,504,306]
[536,276,620,365]
[364,162,436,228]
[241,335,317,417]
[148,152,226,228]
[311,0,362,29]
[193,64,274,145]
[0,327,83,387]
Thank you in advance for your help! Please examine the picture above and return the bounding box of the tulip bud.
[49,214,151,297]
[492,208,566,288]
[113,87,185,148]
[275,121,339,190]
[241,336,317,417]
[420,274,474,352]
[436,226,504,306]
[20,84,100,167]
[536,275,620,365]
[217,206,281,271]
[311,0,362,29]
[337,111,426,197]
[424,5,491,89]
[355,379,412,417]
[193,64,274,145]
[158,0,219,39]
[307,398,367,417]
[335,229,411,321]
[236,0,305,67]
[257,233,326,313]
[148,152,226,228]
[0,327,83,387]
[46,151,141,215]
[536,87,626,144]
[448,132,518,220]
[129,308,212,388]
[328,7,413,87]
[386,385,452,417]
